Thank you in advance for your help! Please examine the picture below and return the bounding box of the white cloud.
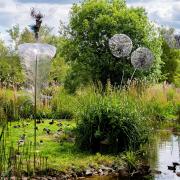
[127,0,180,33]
[0,0,180,45]
[0,0,72,44]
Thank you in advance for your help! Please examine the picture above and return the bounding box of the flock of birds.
[13,119,64,146]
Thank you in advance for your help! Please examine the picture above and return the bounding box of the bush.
[0,89,33,121]
[75,89,150,153]
[143,85,180,121]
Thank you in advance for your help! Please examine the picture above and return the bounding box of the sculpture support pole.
[34,54,37,147]
[34,54,37,171]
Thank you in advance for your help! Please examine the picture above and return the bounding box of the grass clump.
[51,87,76,119]
[76,88,150,153]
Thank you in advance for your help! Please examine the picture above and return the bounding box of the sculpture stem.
[34,54,37,171]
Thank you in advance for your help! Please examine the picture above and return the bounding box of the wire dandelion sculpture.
[109,33,154,85]
[109,34,133,58]
[131,47,154,70]
[163,32,180,49]
[174,34,180,49]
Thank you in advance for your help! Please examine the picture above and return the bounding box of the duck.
[57,128,62,132]
[13,125,20,128]
[43,127,51,134]
[173,162,180,166]
[57,122,62,127]
[49,119,54,125]
[36,119,41,124]
[20,134,26,140]
[18,139,25,146]
[168,165,176,171]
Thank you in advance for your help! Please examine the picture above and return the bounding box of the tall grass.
[74,85,150,153]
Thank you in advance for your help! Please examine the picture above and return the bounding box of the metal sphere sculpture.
[174,34,180,49]
[163,33,180,49]
[131,47,154,70]
[109,34,133,58]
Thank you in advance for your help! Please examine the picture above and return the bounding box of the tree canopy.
[61,0,162,91]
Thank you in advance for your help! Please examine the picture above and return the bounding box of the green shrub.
[17,94,33,119]
[76,90,150,153]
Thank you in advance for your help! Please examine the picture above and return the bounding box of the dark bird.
[20,134,26,140]
[13,125,20,128]
[49,119,54,125]
[43,127,51,134]
[36,119,41,124]
[36,119,44,124]
[57,122,62,127]
[168,165,176,171]
[40,140,43,144]
[57,128,62,132]
[173,162,180,166]
[18,139,25,146]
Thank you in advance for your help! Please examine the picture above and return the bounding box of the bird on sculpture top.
[30,8,44,41]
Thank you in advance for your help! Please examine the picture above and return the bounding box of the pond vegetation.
[0,0,180,179]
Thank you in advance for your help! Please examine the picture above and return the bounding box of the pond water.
[151,132,180,180]
[86,132,180,180]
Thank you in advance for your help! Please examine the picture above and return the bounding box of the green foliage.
[142,85,179,121]
[0,37,24,88]
[160,28,180,84]
[75,88,150,153]
[61,0,162,90]
[0,89,33,121]
[51,87,76,119]
[121,151,138,172]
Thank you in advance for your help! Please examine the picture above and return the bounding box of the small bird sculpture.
[30,8,44,40]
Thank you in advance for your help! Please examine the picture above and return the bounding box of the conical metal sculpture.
[18,9,56,168]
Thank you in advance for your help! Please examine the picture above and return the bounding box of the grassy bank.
[0,84,180,178]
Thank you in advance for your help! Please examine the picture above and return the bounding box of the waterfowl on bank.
[43,127,51,134]
[13,125,21,128]
[49,119,54,125]
[20,134,26,140]
[57,122,62,127]
[18,139,25,146]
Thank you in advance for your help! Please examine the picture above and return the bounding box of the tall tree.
[161,28,180,84]
[61,0,162,91]
[7,24,20,50]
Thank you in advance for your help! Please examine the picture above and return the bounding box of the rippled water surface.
[152,134,180,180]
[86,132,180,180]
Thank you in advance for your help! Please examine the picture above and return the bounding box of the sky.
[0,0,180,44]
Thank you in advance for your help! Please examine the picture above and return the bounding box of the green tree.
[0,38,23,88]
[7,24,20,50]
[61,0,162,91]
[160,28,180,84]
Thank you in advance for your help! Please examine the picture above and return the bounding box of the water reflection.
[86,132,180,180]
[152,133,180,180]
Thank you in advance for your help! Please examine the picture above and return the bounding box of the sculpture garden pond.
[1,118,180,180]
